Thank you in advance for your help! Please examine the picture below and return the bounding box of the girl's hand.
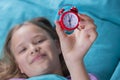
[55,14,97,62]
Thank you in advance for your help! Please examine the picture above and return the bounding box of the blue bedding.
[27,74,67,80]
[0,0,120,80]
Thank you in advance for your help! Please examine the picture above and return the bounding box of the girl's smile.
[30,53,47,64]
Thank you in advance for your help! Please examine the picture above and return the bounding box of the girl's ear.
[54,40,62,55]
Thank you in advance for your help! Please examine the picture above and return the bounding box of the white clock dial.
[63,12,78,28]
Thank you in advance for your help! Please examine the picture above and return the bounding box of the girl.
[0,14,97,80]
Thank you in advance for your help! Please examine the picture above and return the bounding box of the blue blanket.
[27,74,67,80]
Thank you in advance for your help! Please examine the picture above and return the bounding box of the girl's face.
[11,23,62,77]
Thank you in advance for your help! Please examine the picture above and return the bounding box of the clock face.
[63,12,79,29]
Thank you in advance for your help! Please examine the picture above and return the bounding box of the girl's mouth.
[30,54,46,64]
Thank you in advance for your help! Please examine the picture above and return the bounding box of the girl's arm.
[55,14,97,80]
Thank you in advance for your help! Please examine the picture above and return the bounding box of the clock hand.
[67,14,72,27]
[69,15,73,27]
[68,20,71,27]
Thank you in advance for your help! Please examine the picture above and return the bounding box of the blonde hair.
[0,17,69,80]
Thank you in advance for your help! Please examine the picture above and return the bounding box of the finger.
[74,22,85,31]
[78,14,95,31]
[78,14,94,23]
[74,22,86,37]
[79,20,97,31]
[55,21,67,39]
[86,23,97,30]
[86,28,98,42]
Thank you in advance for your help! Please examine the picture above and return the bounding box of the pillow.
[110,61,120,80]
[0,0,120,80]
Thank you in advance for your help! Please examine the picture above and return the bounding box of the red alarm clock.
[58,5,80,31]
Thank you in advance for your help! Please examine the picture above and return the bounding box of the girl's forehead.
[11,23,50,49]
[13,23,47,37]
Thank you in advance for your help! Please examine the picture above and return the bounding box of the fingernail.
[81,25,85,29]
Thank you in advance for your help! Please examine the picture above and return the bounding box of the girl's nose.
[30,45,39,55]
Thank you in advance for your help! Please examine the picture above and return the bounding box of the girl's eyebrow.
[15,34,44,49]
[15,42,25,51]
[33,34,43,38]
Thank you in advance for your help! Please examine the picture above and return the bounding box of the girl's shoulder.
[88,73,98,80]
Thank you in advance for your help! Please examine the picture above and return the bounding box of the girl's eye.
[36,39,44,44]
[19,48,27,53]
